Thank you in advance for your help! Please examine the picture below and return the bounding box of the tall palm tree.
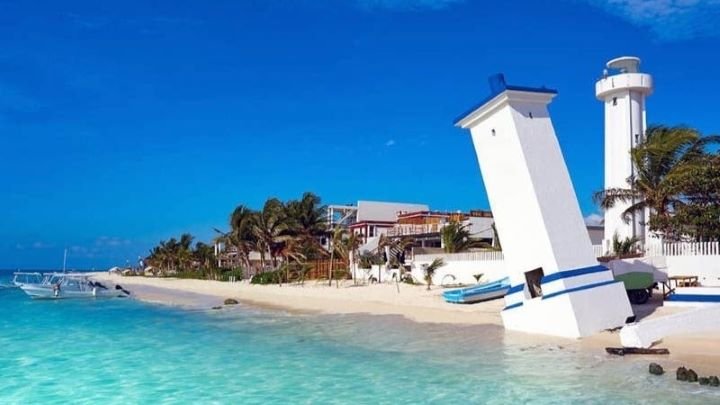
[193,242,215,270]
[177,233,194,269]
[278,237,306,286]
[228,204,257,268]
[253,198,288,268]
[594,125,719,241]
[327,227,345,285]
[285,192,328,260]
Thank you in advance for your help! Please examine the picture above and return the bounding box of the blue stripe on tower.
[541,265,610,284]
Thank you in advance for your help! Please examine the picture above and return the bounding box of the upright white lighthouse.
[595,57,653,247]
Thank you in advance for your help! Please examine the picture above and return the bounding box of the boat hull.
[20,285,126,299]
[443,278,511,304]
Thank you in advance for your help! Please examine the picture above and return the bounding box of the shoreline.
[95,273,720,374]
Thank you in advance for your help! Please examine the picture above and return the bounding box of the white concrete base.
[663,287,720,307]
[501,281,632,338]
[621,305,720,348]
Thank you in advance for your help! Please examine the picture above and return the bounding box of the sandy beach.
[95,274,720,374]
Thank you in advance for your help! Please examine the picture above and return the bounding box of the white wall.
[665,256,720,287]
[410,258,507,286]
[356,201,429,222]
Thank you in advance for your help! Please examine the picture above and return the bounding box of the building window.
[612,97,617,106]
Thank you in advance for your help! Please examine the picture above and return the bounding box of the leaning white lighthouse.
[595,56,653,248]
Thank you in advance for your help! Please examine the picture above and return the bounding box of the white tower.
[456,74,632,338]
[595,57,653,247]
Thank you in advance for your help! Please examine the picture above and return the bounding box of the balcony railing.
[414,250,504,262]
[387,223,445,237]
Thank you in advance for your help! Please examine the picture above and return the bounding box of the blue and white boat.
[442,277,511,304]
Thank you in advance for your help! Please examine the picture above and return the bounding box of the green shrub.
[251,269,285,285]
[218,267,244,282]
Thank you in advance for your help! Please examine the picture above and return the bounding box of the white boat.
[11,272,46,288]
[19,273,130,299]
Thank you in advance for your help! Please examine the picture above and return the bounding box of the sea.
[1,270,718,404]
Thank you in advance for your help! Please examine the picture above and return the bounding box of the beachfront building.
[596,56,653,248]
[340,200,429,245]
[387,210,495,249]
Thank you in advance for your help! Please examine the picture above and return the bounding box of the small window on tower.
[612,97,617,106]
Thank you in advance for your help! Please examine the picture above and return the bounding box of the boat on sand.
[442,277,511,304]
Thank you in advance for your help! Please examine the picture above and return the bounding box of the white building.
[595,56,653,247]
[348,201,430,243]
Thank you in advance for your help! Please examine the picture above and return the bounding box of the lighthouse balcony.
[595,72,653,99]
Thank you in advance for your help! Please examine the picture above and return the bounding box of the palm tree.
[285,192,328,260]
[376,235,415,282]
[594,125,719,241]
[327,227,345,285]
[278,237,306,286]
[193,242,215,270]
[440,221,489,253]
[424,258,445,290]
[253,198,288,268]
[177,233,194,269]
[336,231,361,284]
[227,204,257,268]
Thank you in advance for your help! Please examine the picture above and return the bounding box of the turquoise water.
[1,271,718,404]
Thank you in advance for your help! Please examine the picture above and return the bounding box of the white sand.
[95,274,720,374]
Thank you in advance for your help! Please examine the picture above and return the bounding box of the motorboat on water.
[10,272,46,288]
[442,277,511,304]
[19,273,130,299]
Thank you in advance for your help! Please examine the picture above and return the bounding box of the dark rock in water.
[687,369,698,383]
[699,377,710,386]
[211,306,222,310]
[606,347,669,356]
[710,376,720,387]
[648,363,664,376]
[224,298,239,305]
[677,367,688,381]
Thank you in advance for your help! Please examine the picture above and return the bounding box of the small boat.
[442,277,511,304]
[19,273,130,299]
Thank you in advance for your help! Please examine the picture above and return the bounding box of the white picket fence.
[645,242,720,257]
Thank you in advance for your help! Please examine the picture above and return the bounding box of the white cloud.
[584,213,605,226]
[581,0,720,40]
[32,241,55,249]
[355,0,465,11]
[95,236,131,247]
[385,139,396,147]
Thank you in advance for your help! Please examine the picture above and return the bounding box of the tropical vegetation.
[423,258,445,290]
[440,221,491,253]
[595,125,720,242]
[144,190,500,285]
[146,192,331,284]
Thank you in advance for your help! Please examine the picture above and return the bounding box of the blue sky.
[2,0,719,269]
